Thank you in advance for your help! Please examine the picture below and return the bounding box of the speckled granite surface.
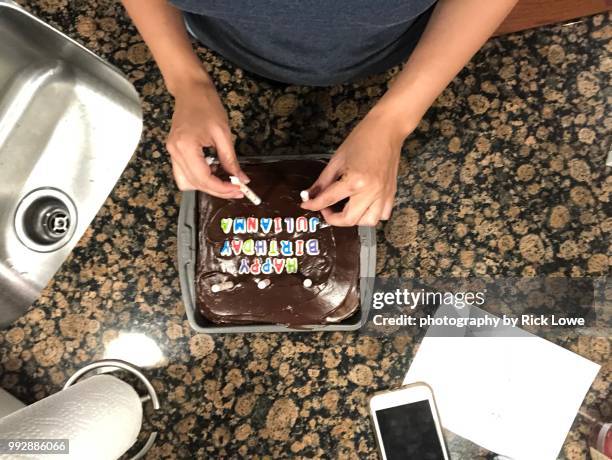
[0,1,610,458]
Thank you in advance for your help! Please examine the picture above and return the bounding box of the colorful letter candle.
[216,216,320,275]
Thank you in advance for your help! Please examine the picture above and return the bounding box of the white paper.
[403,307,601,460]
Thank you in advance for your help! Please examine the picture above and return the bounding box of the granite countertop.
[0,1,610,458]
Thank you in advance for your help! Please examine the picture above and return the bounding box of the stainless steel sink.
[0,0,143,327]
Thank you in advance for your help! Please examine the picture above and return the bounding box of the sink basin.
[0,1,142,327]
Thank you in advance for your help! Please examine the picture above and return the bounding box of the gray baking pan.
[177,155,376,334]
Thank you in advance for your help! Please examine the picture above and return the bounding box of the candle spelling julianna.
[218,216,321,275]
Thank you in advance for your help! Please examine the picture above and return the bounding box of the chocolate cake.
[195,159,361,326]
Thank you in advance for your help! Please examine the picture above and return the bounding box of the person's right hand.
[166,78,249,198]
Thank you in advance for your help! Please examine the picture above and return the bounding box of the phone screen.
[375,400,445,460]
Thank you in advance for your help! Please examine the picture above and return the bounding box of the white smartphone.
[369,382,450,460]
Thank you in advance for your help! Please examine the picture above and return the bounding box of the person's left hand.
[301,112,409,226]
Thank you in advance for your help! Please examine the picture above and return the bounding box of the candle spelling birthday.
[218,216,321,275]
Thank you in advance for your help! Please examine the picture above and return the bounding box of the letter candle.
[219,211,325,277]
[230,176,262,205]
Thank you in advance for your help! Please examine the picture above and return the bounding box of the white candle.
[257,279,271,289]
[211,280,234,293]
[230,176,262,206]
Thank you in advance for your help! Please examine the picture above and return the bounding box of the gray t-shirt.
[171,0,437,86]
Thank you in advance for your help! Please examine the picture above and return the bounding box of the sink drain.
[14,188,77,252]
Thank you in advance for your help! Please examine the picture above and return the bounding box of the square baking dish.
[177,155,375,333]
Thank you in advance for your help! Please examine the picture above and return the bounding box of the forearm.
[372,0,518,136]
[121,0,211,95]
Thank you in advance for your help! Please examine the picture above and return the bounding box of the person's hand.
[301,111,410,226]
[166,78,249,198]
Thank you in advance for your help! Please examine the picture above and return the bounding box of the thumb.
[213,130,250,184]
[308,156,343,198]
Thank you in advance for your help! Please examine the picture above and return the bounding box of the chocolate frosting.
[196,160,360,326]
